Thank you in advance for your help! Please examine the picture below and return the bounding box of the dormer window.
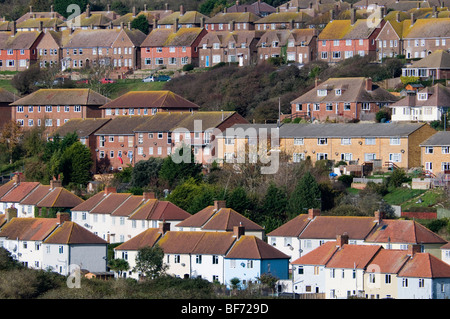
[317,89,327,96]
[272,41,279,47]
[288,40,294,47]
[335,89,341,96]
[418,93,428,100]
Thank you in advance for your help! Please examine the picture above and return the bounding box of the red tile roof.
[128,199,191,221]
[175,205,217,228]
[0,180,16,199]
[71,191,106,212]
[325,244,382,269]
[0,217,59,241]
[19,185,51,205]
[36,187,84,208]
[225,235,290,260]
[44,221,107,245]
[89,193,131,214]
[157,231,206,254]
[366,249,410,274]
[114,228,162,251]
[398,253,450,278]
[267,214,311,237]
[1,182,40,203]
[291,241,339,265]
[110,196,144,217]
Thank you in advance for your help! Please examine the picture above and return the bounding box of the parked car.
[156,75,171,82]
[142,76,155,82]
[77,79,89,84]
[100,78,115,84]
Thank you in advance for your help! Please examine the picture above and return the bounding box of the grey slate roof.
[279,123,426,138]
[420,131,450,146]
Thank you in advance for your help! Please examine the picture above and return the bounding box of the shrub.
[182,64,194,72]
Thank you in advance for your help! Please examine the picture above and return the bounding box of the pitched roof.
[0,180,18,199]
[403,18,450,39]
[141,27,205,47]
[291,241,339,265]
[156,11,208,25]
[325,244,382,269]
[0,217,59,241]
[19,184,51,205]
[408,49,450,69]
[267,213,311,237]
[0,88,18,103]
[71,191,106,212]
[390,84,450,108]
[226,235,290,259]
[227,0,276,15]
[254,11,312,23]
[16,17,64,29]
[110,195,145,217]
[298,216,377,240]
[60,13,112,28]
[279,123,427,138]
[99,90,200,110]
[129,200,191,221]
[0,31,42,50]
[0,182,40,203]
[94,116,148,135]
[176,206,264,231]
[206,12,260,23]
[51,118,111,139]
[36,187,84,208]
[318,19,381,40]
[366,249,411,274]
[172,111,241,132]
[199,30,263,47]
[10,89,110,106]
[290,77,397,105]
[89,193,131,214]
[43,221,107,244]
[365,219,447,245]
[398,253,450,278]
[157,231,206,254]
[114,228,162,251]
[420,131,450,146]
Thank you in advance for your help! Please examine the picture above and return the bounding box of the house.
[16,17,64,33]
[51,118,111,172]
[70,188,190,243]
[109,6,157,31]
[317,9,384,63]
[402,49,450,80]
[175,200,265,239]
[140,26,207,69]
[99,90,200,118]
[223,233,290,288]
[36,30,68,68]
[0,176,40,214]
[0,26,43,71]
[420,131,450,176]
[0,88,18,130]
[15,5,65,25]
[226,1,276,17]
[198,30,263,67]
[155,6,208,29]
[41,220,108,276]
[93,116,148,170]
[389,84,450,123]
[60,27,146,71]
[397,250,450,299]
[256,28,317,64]
[253,10,312,31]
[288,77,397,122]
[0,212,108,276]
[205,11,260,31]
[375,12,408,61]
[10,88,109,132]
[57,4,117,30]
[279,122,436,169]
[441,242,450,265]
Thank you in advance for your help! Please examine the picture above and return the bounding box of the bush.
[182,64,194,72]
[338,175,353,187]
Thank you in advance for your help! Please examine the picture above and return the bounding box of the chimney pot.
[408,244,422,256]
[56,212,71,224]
[374,210,384,223]
[50,179,62,189]
[365,77,372,91]
[336,233,349,247]
[5,206,17,223]
[143,192,156,200]
[214,200,227,211]
[351,7,356,25]
[233,223,245,238]
[104,187,116,195]
[159,221,170,234]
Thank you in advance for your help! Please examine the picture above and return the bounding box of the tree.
[131,14,150,34]
[59,141,93,186]
[131,158,163,188]
[133,245,167,279]
[159,145,202,188]
[261,182,288,220]
[226,186,251,214]
[288,172,321,217]
[0,120,22,164]
[0,247,23,271]
[54,0,88,18]
[108,258,130,277]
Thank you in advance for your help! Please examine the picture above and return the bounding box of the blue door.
[205,56,210,67]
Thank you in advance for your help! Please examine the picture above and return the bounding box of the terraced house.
[253,10,312,30]
[10,88,110,132]
[154,6,208,29]
[204,11,260,31]
[278,122,436,169]
[140,26,206,69]
[318,9,384,63]
[420,131,450,176]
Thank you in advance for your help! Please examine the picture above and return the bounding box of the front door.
[205,55,210,67]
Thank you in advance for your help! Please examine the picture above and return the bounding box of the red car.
[100,78,115,84]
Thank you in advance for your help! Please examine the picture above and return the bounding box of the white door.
[298,53,303,64]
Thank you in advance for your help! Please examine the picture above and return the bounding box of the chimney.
[50,5,53,13]
[310,2,313,9]
[351,7,356,25]
[236,0,240,5]
[86,4,91,18]
[165,3,169,11]
[120,21,124,29]
[433,5,437,17]
[336,233,349,248]
[153,18,158,29]
[107,4,111,12]
[224,6,227,13]
[233,223,245,239]
[330,9,334,21]
[396,12,400,22]
[200,16,205,28]
[50,179,62,189]
[11,21,16,36]
[143,192,156,200]
[144,4,147,12]
[365,77,372,91]
[12,172,20,184]
[132,6,136,17]
[109,21,113,29]
[104,187,116,195]
[128,21,131,29]
[5,206,17,223]
[39,20,43,32]
[158,221,170,234]
[30,5,33,14]
[180,5,185,16]
[214,200,227,211]
[56,212,71,224]
[408,244,422,256]
[173,17,179,31]
[411,13,415,26]
[308,208,320,219]
[374,210,384,224]
[289,18,294,29]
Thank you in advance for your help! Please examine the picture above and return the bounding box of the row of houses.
[5,2,450,71]
[0,170,449,297]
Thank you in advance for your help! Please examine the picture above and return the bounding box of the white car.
[142,76,155,82]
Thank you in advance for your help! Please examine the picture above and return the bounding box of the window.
[59,245,64,254]
[212,255,219,264]
[293,153,305,162]
[332,51,341,59]
[317,89,327,96]
[196,255,202,264]
[145,58,151,65]
[321,52,328,59]
[341,138,351,145]
[341,153,352,161]
[361,103,370,110]
[169,57,176,65]
[389,153,402,162]
[344,103,351,111]
[333,40,339,46]
[317,153,328,160]
[17,106,24,113]
[390,138,400,145]
[365,138,376,145]
[74,105,81,112]
[385,274,391,284]
[442,162,450,171]
[425,147,434,154]
[317,138,327,145]
[294,138,304,145]
[364,153,376,161]
[326,103,333,111]
[402,278,408,287]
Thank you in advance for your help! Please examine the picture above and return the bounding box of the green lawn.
[0,79,18,94]
[383,188,427,206]
[401,189,444,211]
